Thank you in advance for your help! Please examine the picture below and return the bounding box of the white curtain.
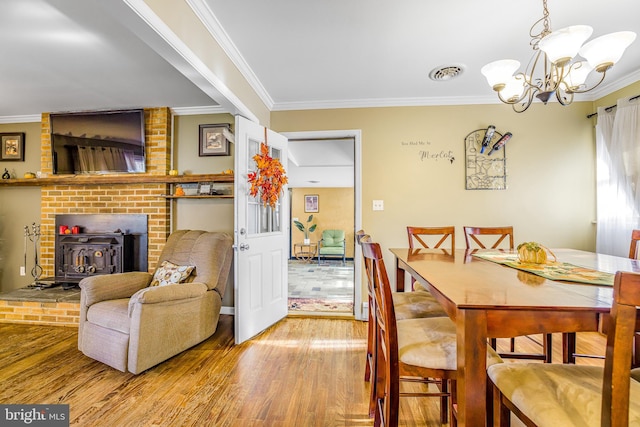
[596,97,640,257]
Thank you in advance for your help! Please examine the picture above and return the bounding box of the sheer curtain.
[596,97,640,257]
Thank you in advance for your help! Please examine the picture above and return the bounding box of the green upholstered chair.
[317,229,346,264]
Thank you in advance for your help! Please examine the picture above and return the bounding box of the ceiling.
[1,0,639,184]
[2,0,639,120]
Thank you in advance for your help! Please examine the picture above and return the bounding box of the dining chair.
[463,225,553,363]
[573,228,640,367]
[356,230,448,419]
[488,271,640,427]
[406,226,455,291]
[630,229,640,259]
[361,238,503,427]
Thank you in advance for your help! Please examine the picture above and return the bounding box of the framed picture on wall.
[0,133,25,161]
[304,194,319,213]
[199,123,232,156]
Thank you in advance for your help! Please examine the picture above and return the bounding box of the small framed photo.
[199,124,231,156]
[304,194,319,213]
[198,182,212,195]
[1,133,25,161]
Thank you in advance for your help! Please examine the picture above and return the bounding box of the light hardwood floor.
[0,316,605,426]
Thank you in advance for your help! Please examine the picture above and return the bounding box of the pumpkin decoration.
[517,242,556,264]
[247,129,288,208]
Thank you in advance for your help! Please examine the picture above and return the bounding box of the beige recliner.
[78,230,233,374]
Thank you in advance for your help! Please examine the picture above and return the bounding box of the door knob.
[239,243,250,251]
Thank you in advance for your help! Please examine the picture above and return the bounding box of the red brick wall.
[38,107,172,277]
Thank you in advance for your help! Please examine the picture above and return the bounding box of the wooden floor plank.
[0,316,605,426]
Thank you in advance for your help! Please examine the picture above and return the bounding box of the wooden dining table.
[390,247,640,426]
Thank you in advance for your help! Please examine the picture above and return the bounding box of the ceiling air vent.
[429,65,464,81]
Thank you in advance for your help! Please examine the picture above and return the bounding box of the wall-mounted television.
[50,109,146,175]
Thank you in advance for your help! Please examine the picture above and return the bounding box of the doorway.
[283,130,363,319]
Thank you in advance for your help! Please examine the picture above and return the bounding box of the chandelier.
[481,0,636,113]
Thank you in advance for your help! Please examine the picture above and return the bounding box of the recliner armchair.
[317,229,346,264]
[78,230,233,374]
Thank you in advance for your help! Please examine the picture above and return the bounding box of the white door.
[234,116,289,344]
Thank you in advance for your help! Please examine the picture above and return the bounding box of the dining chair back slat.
[407,226,455,252]
[463,226,514,250]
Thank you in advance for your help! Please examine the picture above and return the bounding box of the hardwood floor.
[0,316,605,426]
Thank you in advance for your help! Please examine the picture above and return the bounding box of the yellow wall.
[172,113,236,306]
[291,187,355,259]
[272,101,597,287]
[0,122,44,292]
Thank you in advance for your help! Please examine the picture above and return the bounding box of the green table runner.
[472,251,614,286]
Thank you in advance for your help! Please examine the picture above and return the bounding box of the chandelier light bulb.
[538,25,593,66]
[481,59,521,91]
[500,76,527,102]
[564,61,594,91]
[579,31,637,72]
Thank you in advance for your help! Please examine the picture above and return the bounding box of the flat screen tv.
[50,109,146,175]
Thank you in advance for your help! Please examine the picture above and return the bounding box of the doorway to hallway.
[284,129,362,318]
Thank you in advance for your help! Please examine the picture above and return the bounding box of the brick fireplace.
[38,107,171,279]
[0,107,185,326]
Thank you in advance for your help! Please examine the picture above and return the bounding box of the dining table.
[390,247,640,427]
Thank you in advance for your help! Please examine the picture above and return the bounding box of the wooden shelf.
[0,173,234,187]
[161,195,233,199]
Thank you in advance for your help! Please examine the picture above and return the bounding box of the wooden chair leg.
[439,380,449,425]
[450,380,458,427]
[492,384,511,427]
[634,332,640,368]
[544,333,553,363]
[510,338,515,352]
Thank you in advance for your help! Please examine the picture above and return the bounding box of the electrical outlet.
[20,266,26,276]
[372,200,384,211]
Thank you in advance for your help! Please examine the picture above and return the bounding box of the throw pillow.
[150,260,195,287]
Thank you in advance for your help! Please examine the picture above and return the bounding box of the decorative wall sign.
[400,140,455,164]
[464,127,512,190]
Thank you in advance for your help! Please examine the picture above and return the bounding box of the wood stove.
[56,233,134,282]
[45,214,148,289]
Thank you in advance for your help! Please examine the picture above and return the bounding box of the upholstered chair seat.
[399,317,503,371]
[392,289,447,320]
[488,363,640,426]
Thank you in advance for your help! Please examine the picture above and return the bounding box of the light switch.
[372,200,384,211]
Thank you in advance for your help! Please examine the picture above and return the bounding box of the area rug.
[288,297,353,313]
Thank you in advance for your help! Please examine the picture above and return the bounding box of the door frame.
[283,129,363,321]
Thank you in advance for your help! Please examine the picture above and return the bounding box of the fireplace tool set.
[24,223,49,289]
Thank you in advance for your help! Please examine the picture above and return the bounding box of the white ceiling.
[2,0,639,119]
[2,0,639,184]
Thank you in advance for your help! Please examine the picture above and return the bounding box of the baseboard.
[220,306,234,315]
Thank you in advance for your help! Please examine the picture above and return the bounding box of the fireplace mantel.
[0,173,234,187]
